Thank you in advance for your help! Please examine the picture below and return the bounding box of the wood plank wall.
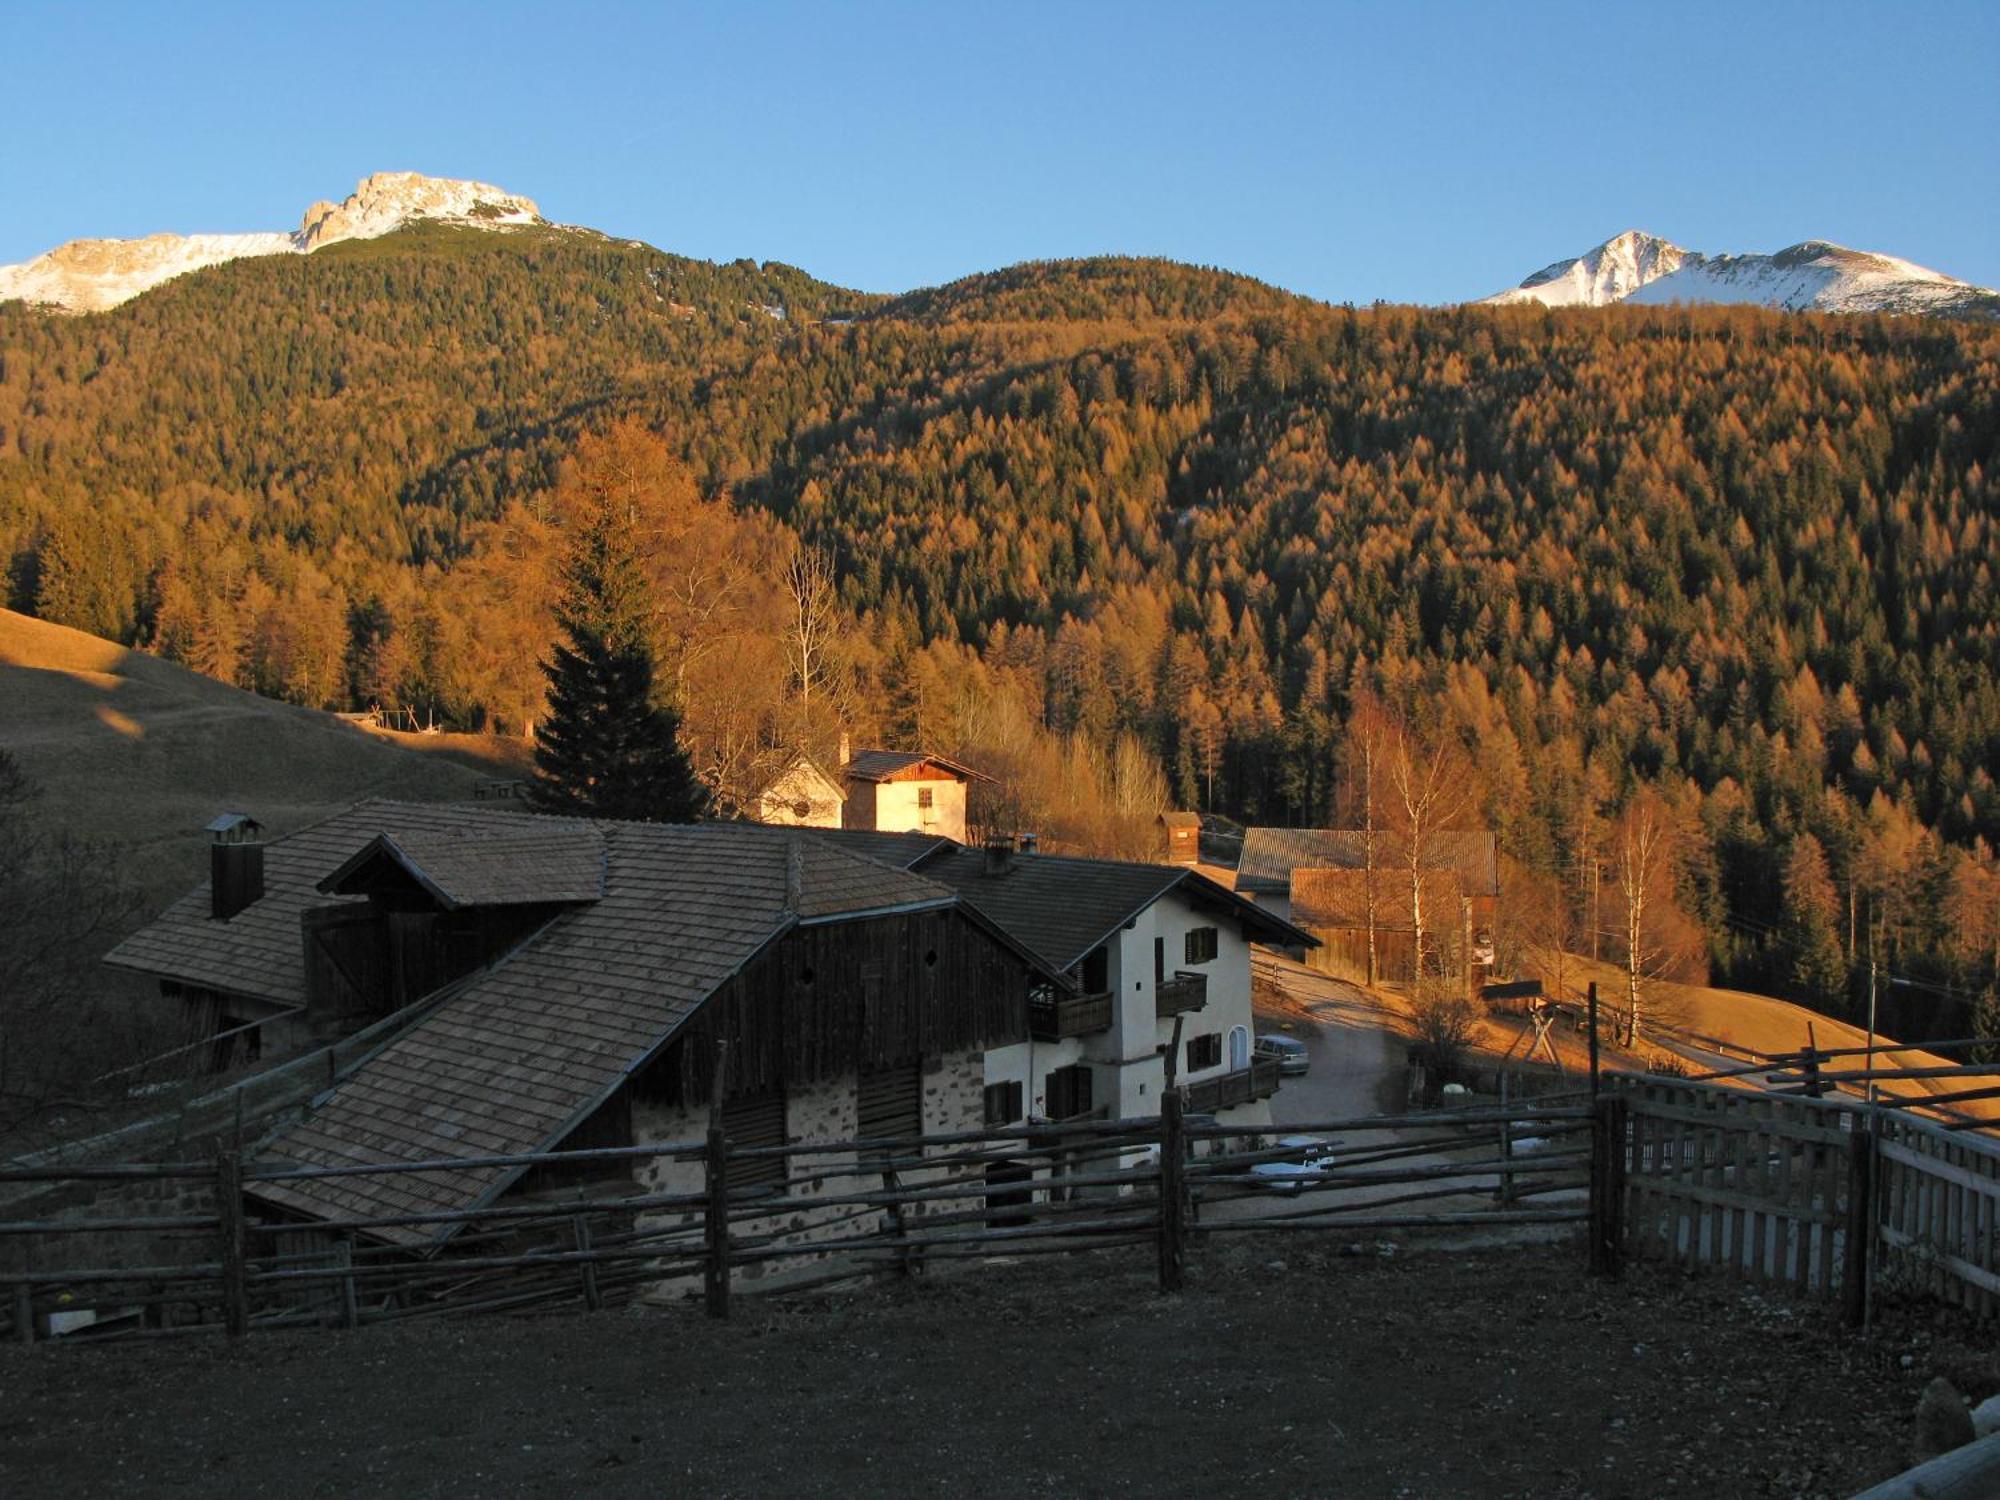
[1611,1076,2000,1317]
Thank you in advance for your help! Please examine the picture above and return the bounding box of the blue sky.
[6,1,1996,303]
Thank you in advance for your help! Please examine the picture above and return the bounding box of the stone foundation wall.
[626,1048,986,1300]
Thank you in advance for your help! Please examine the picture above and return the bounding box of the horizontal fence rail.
[0,1099,1594,1346]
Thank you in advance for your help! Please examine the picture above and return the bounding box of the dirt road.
[1256,954,1407,1124]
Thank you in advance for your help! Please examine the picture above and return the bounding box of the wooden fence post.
[703,1127,731,1320]
[1587,982,1601,1100]
[1842,1119,1876,1329]
[216,1151,249,1337]
[335,1238,359,1330]
[1590,1093,1626,1277]
[881,1167,916,1278]
[1157,1090,1186,1293]
[703,1040,731,1320]
[573,1214,603,1312]
[1496,1073,1515,1206]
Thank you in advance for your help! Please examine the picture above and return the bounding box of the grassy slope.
[0,608,520,925]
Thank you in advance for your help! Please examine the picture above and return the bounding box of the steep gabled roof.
[105,800,600,1009]
[1237,828,1500,898]
[808,828,957,869]
[842,749,993,784]
[907,846,1316,976]
[755,752,847,805]
[317,825,606,909]
[247,819,964,1243]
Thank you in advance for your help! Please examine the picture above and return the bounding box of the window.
[917,787,934,808]
[1186,1034,1222,1073]
[721,1089,788,1190]
[983,1080,1024,1127]
[1044,1063,1094,1121]
[1184,927,1219,965]
[917,785,936,825]
[1081,944,1109,994]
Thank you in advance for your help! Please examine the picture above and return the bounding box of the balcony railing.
[1155,970,1208,1018]
[1029,990,1115,1041]
[1180,1058,1283,1115]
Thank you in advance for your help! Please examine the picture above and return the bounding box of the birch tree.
[784,542,840,714]
[1615,788,1682,1045]
[1385,710,1478,987]
[1338,687,1395,986]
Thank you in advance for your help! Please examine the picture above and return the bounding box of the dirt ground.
[5,1237,1990,1500]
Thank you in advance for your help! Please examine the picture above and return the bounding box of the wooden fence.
[0,1098,1592,1345]
[1607,1075,2000,1321]
[1873,1111,2000,1317]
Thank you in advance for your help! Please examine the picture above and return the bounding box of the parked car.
[1255,1033,1310,1075]
[1247,1133,1336,1194]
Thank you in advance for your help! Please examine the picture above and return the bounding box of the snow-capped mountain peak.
[1486,233,1999,320]
[0,173,545,313]
[1484,230,1691,308]
[293,171,539,252]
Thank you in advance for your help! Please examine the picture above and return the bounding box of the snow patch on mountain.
[1624,242,1997,318]
[1485,232,1998,319]
[1484,231,1691,308]
[0,173,545,313]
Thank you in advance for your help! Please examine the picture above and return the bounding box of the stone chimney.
[983,833,1018,876]
[1019,832,1039,856]
[837,731,851,768]
[206,813,265,921]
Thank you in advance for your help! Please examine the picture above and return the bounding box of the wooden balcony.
[1180,1058,1283,1114]
[1155,970,1208,1018]
[1029,990,1114,1041]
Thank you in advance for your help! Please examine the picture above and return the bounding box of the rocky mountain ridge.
[1486,230,2000,319]
[0,172,544,313]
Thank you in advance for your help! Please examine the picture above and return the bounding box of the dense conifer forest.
[1,226,1995,1036]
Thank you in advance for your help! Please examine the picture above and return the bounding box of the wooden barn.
[108,802,1059,1277]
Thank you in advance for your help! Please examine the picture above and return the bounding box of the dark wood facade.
[636,908,1032,1110]
[301,900,556,1025]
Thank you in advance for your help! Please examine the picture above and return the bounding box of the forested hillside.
[1,230,1996,1033]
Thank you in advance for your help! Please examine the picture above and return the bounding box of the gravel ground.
[5,1236,1992,1499]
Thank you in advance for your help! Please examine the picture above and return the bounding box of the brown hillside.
[0,609,520,925]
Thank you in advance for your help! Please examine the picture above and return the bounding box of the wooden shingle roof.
[105,800,600,1009]
[317,825,607,909]
[247,819,959,1242]
[906,846,1315,976]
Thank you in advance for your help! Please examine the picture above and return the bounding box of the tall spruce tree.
[532,494,708,822]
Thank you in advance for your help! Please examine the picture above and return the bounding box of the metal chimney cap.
[205,813,263,843]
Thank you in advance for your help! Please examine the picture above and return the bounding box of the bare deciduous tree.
[784,542,840,714]
[1385,711,1478,985]
[1615,788,1685,1046]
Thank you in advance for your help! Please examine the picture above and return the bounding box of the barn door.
[302,905,388,1019]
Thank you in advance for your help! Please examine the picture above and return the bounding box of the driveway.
[1202,951,1585,1231]
[1254,952,1406,1125]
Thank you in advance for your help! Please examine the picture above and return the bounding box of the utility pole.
[1590,857,1602,965]
[1866,952,1879,1111]
[1462,896,1475,1003]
